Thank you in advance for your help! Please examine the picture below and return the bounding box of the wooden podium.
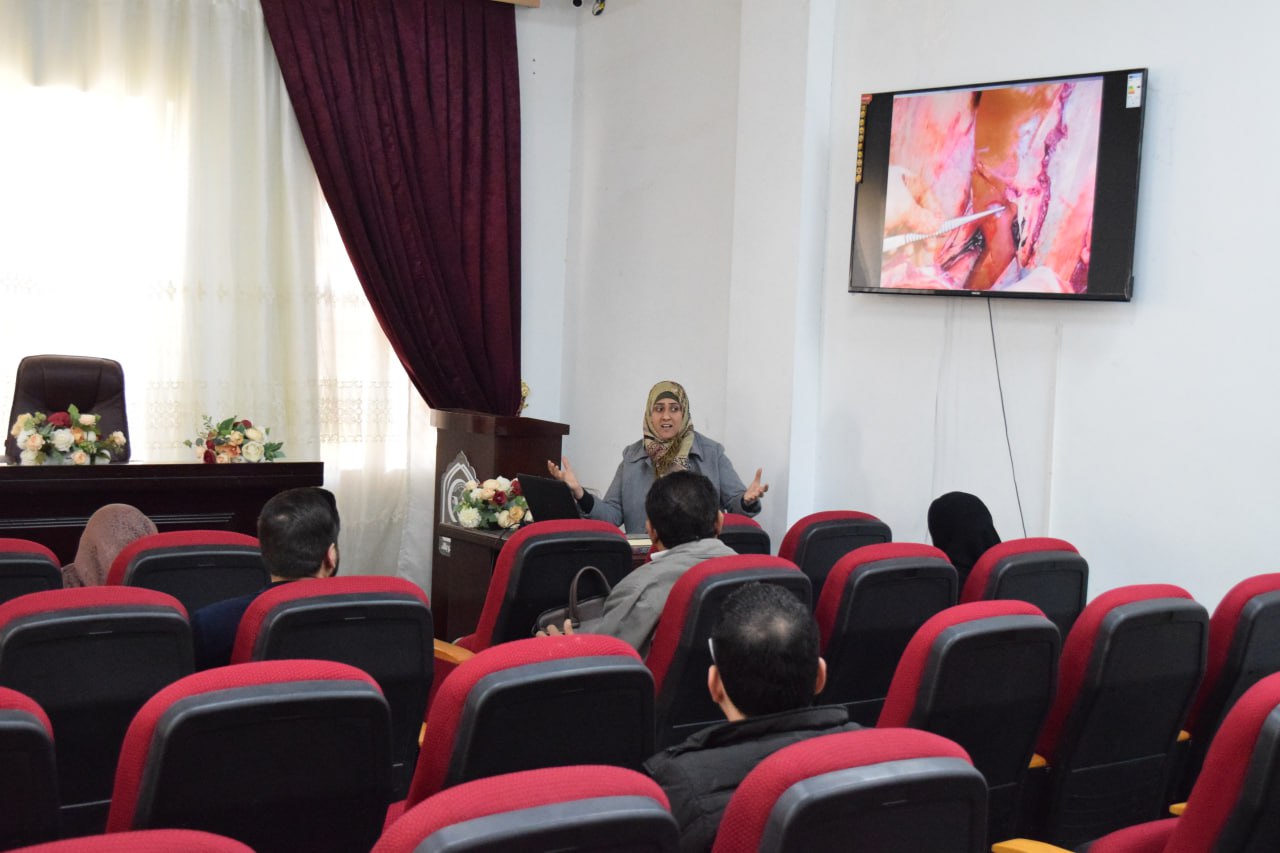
[429,409,569,639]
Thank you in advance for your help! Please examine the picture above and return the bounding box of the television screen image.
[850,69,1146,301]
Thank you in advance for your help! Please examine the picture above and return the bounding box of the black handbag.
[533,565,612,634]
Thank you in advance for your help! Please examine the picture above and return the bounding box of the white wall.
[516,4,578,422]
[818,0,1280,607]
[533,0,1280,609]
[558,0,743,499]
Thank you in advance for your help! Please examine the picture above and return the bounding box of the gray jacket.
[585,432,758,533]
[577,537,737,657]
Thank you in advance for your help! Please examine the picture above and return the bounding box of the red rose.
[206,439,216,450]
[203,450,216,464]
[239,419,252,428]
[47,411,72,428]
[511,479,522,496]
[493,491,507,506]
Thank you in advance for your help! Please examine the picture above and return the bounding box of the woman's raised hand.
[546,456,585,500]
[744,468,769,506]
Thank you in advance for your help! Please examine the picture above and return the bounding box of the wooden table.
[0,461,324,564]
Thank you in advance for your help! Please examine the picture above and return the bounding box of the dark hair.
[644,470,719,548]
[711,582,819,716]
[927,491,1000,584]
[257,487,340,579]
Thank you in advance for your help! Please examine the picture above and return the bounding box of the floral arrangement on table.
[9,407,127,466]
[184,415,284,464]
[455,476,532,530]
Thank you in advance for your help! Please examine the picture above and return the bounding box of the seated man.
[191,486,340,670]
[545,470,736,656]
[644,582,860,852]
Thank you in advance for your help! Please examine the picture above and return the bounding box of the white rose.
[481,479,501,491]
[457,506,481,528]
[497,510,512,528]
[495,476,512,491]
[244,427,263,442]
[71,450,90,465]
[464,479,479,490]
[79,414,97,427]
[19,449,39,465]
[111,431,127,447]
[476,488,495,502]
[10,416,28,437]
[52,429,75,452]
[24,434,44,451]
[241,441,265,462]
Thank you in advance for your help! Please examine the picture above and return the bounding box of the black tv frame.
[849,68,1147,302]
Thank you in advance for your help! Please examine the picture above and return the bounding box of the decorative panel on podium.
[429,409,569,640]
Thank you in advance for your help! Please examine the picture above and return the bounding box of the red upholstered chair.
[454,519,634,650]
[1028,584,1208,847]
[106,530,267,613]
[646,555,810,748]
[718,513,771,555]
[5,355,130,463]
[1179,573,1280,793]
[229,575,433,799]
[395,634,654,820]
[778,510,891,605]
[878,600,1060,843]
[960,537,1089,638]
[711,728,987,853]
[0,538,61,606]
[0,587,191,836]
[0,687,59,848]
[994,672,1280,853]
[106,660,390,853]
[374,766,677,853]
[814,542,958,725]
[12,829,254,852]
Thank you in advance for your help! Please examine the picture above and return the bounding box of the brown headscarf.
[61,503,158,588]
[642,380,695,477]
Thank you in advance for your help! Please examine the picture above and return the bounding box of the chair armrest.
[991,841,1071,853]
[434,639,475,665]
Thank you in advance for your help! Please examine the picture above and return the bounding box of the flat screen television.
[849,68,1146,301]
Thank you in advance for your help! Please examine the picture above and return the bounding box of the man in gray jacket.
[543,470,736,656]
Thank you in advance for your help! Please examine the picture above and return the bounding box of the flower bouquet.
[9,406,127,466]
[184,415,284,464]
[455,477,532,529]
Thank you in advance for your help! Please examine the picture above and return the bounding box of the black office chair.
[6,355,129,463]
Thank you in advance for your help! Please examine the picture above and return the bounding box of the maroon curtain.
[261,0,522,414]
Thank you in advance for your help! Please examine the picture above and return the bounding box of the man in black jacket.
[644,582,860,852]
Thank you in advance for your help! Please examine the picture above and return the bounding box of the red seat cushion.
[778,511,882,563]
[814,542,951,651]
[1184,573,1280,735]
[877,599,1045,727]
[406,633,641,807]
[106,660,381,832]
[107,530,259,586]
[376,765,668,853]
[711,728,971,853]
[1036,584,1193,758]
[960,537,1078,602]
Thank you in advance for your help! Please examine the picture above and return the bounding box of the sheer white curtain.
[0,0,434,587]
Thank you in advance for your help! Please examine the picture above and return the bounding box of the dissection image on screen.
[850,69,1145,301]
[885,77,1100,293]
